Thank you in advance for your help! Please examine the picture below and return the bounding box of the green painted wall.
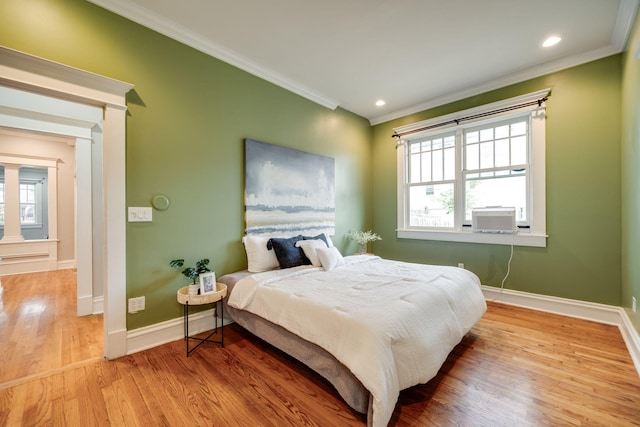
[0,0,372,329]
[372,55,622,306]
[0,0,632,333]
[622,12,640,332]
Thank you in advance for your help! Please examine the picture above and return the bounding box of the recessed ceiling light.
[375,100,386,107]
[542,36,561,47]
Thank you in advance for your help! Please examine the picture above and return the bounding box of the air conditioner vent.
[472,207,516,234]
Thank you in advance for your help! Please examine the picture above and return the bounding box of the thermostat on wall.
[151,194,170,210]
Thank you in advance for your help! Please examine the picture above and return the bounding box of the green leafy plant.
[169,258,211,285]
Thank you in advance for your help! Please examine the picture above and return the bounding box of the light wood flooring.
[0,270,103,387]
[1,271,639,426]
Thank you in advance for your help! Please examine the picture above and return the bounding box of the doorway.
[0,127,103,385]
[0,45,132,359]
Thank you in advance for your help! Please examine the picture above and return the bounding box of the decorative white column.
[1,163,24,242]
[75,137,93,316]
[47,163,58,241]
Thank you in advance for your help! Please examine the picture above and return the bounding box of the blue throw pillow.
[267,235,310,268]
[303,233,329,246]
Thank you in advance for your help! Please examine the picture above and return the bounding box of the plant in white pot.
[170,258,211,295]
[347,230,382,254]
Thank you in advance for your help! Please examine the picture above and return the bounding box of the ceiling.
[89,0,639,125]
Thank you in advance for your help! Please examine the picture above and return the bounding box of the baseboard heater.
[472,207,516,233]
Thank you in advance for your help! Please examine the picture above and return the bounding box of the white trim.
[87,0,339,111]
[77,294,93,317]
[529,108,547,237]
[393,89,550,137]
[0,154,59,168]
[395,91,548,247]
[93,295,104,315]
[0,46,132,108]
[482,286,640,377]
[87,0,637,125]
[0,46,132,360]
[57,259,76,270]
[0,239,58,275]
[376,0,636,122]
[126,310,232,355]
[106,328,128,359]
[612,0,640,49]
[369,42,623,125]
[75,137,93,316]
[397,229,547,247]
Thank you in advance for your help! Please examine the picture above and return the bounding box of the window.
[20,182,38,224]
[0,164,47,233]
[463,117,528,224]
[396,90,548,247]
[407,133,456,228]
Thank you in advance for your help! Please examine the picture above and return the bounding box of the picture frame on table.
[199,272,217,295]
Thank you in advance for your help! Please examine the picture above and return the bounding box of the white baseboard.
[93,296,103,314]
[483,285,640,377]
[121,285,640,377]
[126,308,232,355]
[105,328,128,360]
[57,260,76,270]
[77,294,93,316]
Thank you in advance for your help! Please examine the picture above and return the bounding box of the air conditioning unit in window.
[472,207,516,234]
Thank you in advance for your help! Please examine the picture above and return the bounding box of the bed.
[218,234,487,427]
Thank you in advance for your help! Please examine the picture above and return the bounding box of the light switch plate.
[128,207,153,222]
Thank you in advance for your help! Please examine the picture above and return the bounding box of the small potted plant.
[170,258,211,295]
[347,230,382,254]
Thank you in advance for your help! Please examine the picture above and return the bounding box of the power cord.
[492,231,516,302]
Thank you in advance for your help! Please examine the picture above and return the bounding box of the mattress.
[219,270,371,414]
[219,255,486,426]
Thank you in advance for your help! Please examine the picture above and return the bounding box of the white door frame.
[0,46,133,359]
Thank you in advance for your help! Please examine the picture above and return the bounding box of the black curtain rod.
[392,97,548,139]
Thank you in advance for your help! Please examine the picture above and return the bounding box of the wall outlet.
[128,296,145,313]
[458,263,464,269]
[633,296,637,314]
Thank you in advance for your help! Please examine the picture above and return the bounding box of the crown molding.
[369,44,620,126]
[88,0,637,124]
[613,0,640,49]
[87,0,339,111]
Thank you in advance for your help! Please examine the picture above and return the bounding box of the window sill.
[397,228,547,247]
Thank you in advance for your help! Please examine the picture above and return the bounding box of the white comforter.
[228,255,486,427]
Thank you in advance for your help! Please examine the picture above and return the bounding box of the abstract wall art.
[244,139,335,237]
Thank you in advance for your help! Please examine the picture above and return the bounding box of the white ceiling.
[89,0,639,125]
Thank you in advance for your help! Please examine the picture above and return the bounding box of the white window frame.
[395,89,549,247]
[19,180,44,228]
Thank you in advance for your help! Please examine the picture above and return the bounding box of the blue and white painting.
[245,139,335,236]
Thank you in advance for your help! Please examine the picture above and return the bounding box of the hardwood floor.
[1,288,639,425]
[0,270,103,386]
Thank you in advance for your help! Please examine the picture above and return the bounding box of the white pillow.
[242,235,279,272]
[295,239,328,267]
[323,233,335,248]
[316,246,345,271]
